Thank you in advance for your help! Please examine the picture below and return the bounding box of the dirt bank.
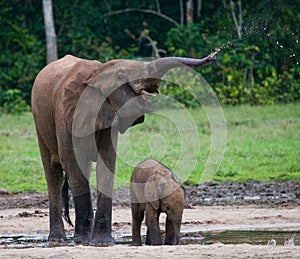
[1,181,300,210]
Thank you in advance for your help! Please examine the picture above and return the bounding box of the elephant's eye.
[165,204,170,211]
[117,72,126,80]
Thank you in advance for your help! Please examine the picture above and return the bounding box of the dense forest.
[0,0,299,112]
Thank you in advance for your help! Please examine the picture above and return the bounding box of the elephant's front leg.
[92,192,113,246]
[92,127,118,246]
[145,205,163,245]
[164,216,180,245]
[73,188,94,244]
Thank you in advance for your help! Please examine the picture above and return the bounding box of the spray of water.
[211,9,299,66]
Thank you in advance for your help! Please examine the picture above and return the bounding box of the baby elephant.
[130,159,185,246]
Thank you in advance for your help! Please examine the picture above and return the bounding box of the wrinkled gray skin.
[130,159,185,246]
[31,53,217,246]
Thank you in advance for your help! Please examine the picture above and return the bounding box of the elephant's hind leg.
[63,162,93,245]
[36,132,66,242]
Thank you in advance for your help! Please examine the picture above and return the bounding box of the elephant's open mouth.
[140,87,161,100]
[130,79,161,98]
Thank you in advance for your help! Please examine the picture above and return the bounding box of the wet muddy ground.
[1,180,300,258]
[1,180,300,209]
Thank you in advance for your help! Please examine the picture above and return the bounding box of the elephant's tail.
[62,175,74,227]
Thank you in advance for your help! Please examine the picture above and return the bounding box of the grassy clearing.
[0,113,45,191]
[211,105,300,182]
[0,103,299,193]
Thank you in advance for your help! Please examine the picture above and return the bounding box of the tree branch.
[139,33,166,58]
[155,0,161,13]
[103,8,178,25]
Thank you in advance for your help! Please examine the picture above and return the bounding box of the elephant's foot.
[92,220,114,246]
[74,221,93,245]
[164,240,179,245]
[74,233,92,245]
[131,241,142,246]
[48,230,67,243]
[131,234,142,246]
[145,230,163,245]
[73,221,93,245]
[145,240,163,246]
[73,193,94,244]
[91,193,114,246]
[90,234,115,246]
[164,236,179,245]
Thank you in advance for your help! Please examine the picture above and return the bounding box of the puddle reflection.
[181,230,299,246]
[0,230,299,248]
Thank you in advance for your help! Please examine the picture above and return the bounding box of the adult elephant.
[31,52,217,246]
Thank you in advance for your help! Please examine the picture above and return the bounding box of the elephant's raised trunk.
[151,50,220,78]
[131,50,220,96]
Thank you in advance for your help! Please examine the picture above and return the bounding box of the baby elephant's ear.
[64,83,118,137]
[144,174,160,210]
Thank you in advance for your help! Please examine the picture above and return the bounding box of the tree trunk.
[223,0,243,39]
[186,0,195,56]
[229,0,242,39]
[196,0,202,18]
[42,0,57,64]
[180,0,184,24]
[186,0,194,24]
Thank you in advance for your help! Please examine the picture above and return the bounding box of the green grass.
[1,103,300,193]
[212,105,300,182]
[0,113,46,192]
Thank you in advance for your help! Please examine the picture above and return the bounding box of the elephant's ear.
[144,173,161,210]
[145,170,182,209]
[63,60,118,137]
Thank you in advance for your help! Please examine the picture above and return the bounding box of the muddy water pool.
[0,230,299,249]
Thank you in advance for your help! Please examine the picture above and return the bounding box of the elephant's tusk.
[141,90,156,97]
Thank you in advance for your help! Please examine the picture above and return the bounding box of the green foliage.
[0,0,299,110]
[1,89,30,113]
[165,21,300,106]
[166,23,205,57]
[0,0,44,109]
